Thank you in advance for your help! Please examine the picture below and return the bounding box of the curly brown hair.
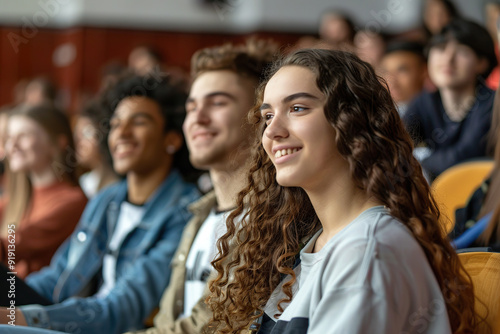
[207,49,478,333]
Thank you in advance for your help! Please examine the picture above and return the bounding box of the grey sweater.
[264,206,452,334]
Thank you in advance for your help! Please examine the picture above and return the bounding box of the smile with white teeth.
[115,143,135,154]
[275,148,300,158]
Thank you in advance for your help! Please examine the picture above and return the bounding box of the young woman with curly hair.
[207,49,478,333]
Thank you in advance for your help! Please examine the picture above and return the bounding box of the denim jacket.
[20,170,199,334]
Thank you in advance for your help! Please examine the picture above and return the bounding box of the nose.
[442,44,457,62]
[112,120,133,139]
[193,103,210,125]
[264,112,288,140]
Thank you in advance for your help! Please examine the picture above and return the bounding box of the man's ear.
[164,131,183,154]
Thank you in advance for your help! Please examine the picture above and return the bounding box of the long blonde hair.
[1,104,78,235]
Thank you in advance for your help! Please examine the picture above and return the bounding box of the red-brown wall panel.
[0,26,303,112]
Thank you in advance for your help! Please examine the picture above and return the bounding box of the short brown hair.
[190,38,279,82]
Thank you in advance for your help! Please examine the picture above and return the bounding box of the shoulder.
[470,84,495,116]
[39,183,87,210]
[92,179,127,202]
[476,83,495,102]
[146,174,200,226]
[188,191,217,215]
[319,212,427,289]
[409,90,436,109]
[168,173,201,209]
[57,184,87,204]
[404,90,437,123]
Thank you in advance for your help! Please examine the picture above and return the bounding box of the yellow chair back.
[432,160,494,234]
[458,252,500,334]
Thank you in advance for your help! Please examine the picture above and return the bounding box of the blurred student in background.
[75,99,119,198]
[422,0,460,38]
[23,77,58,108]
[380,41,427,117]
[453,70,500,250]
[403,18,497,179]
[354,30,386,70]
[0,104,87,278]
[318,10,356,51]
[128,46,163,76]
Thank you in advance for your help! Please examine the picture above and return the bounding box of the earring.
[166,145,176,154]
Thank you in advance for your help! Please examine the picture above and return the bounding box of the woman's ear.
[164,131,183,155]
[476,57,489,76]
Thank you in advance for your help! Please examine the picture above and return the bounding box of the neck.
[93,163,119,190]
[30,166,59,188]
[127,165,171,205]
[440,84,476,122]
[304,166,381,252]
[210,162,248,212]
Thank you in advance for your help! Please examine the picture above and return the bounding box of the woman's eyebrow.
[260,103,271,111]
[260,92,320,111]
[283,92,320,104]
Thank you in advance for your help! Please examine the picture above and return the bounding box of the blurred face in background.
[128,47,160,76]
[74,116,101,169]
[428,40,486,90]
[354,31,386,68]
[424,0,453,35]
[5,115,57,174]
[24,81,47,106]
[319,14,353,45]
[24,78,56,107]
[108,96,172,176]
[380,51,427,104]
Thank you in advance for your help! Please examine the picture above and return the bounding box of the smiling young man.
[0,74,199,334]
[403,18,497,179]
[126,39,277,334]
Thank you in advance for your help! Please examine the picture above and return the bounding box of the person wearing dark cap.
[403,18,497,180]
[380,41,428,117]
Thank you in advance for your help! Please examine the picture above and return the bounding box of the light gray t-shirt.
[265,206,452,334]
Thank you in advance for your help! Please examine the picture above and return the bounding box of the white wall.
[0,0,486,34]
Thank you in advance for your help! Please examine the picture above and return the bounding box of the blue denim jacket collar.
[105,169,187,236]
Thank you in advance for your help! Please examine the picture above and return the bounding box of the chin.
[8,162,26,173]
[189,157,210,170]
[112,163,130,176]
[275,175,299,188]
[190,152,223,170]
